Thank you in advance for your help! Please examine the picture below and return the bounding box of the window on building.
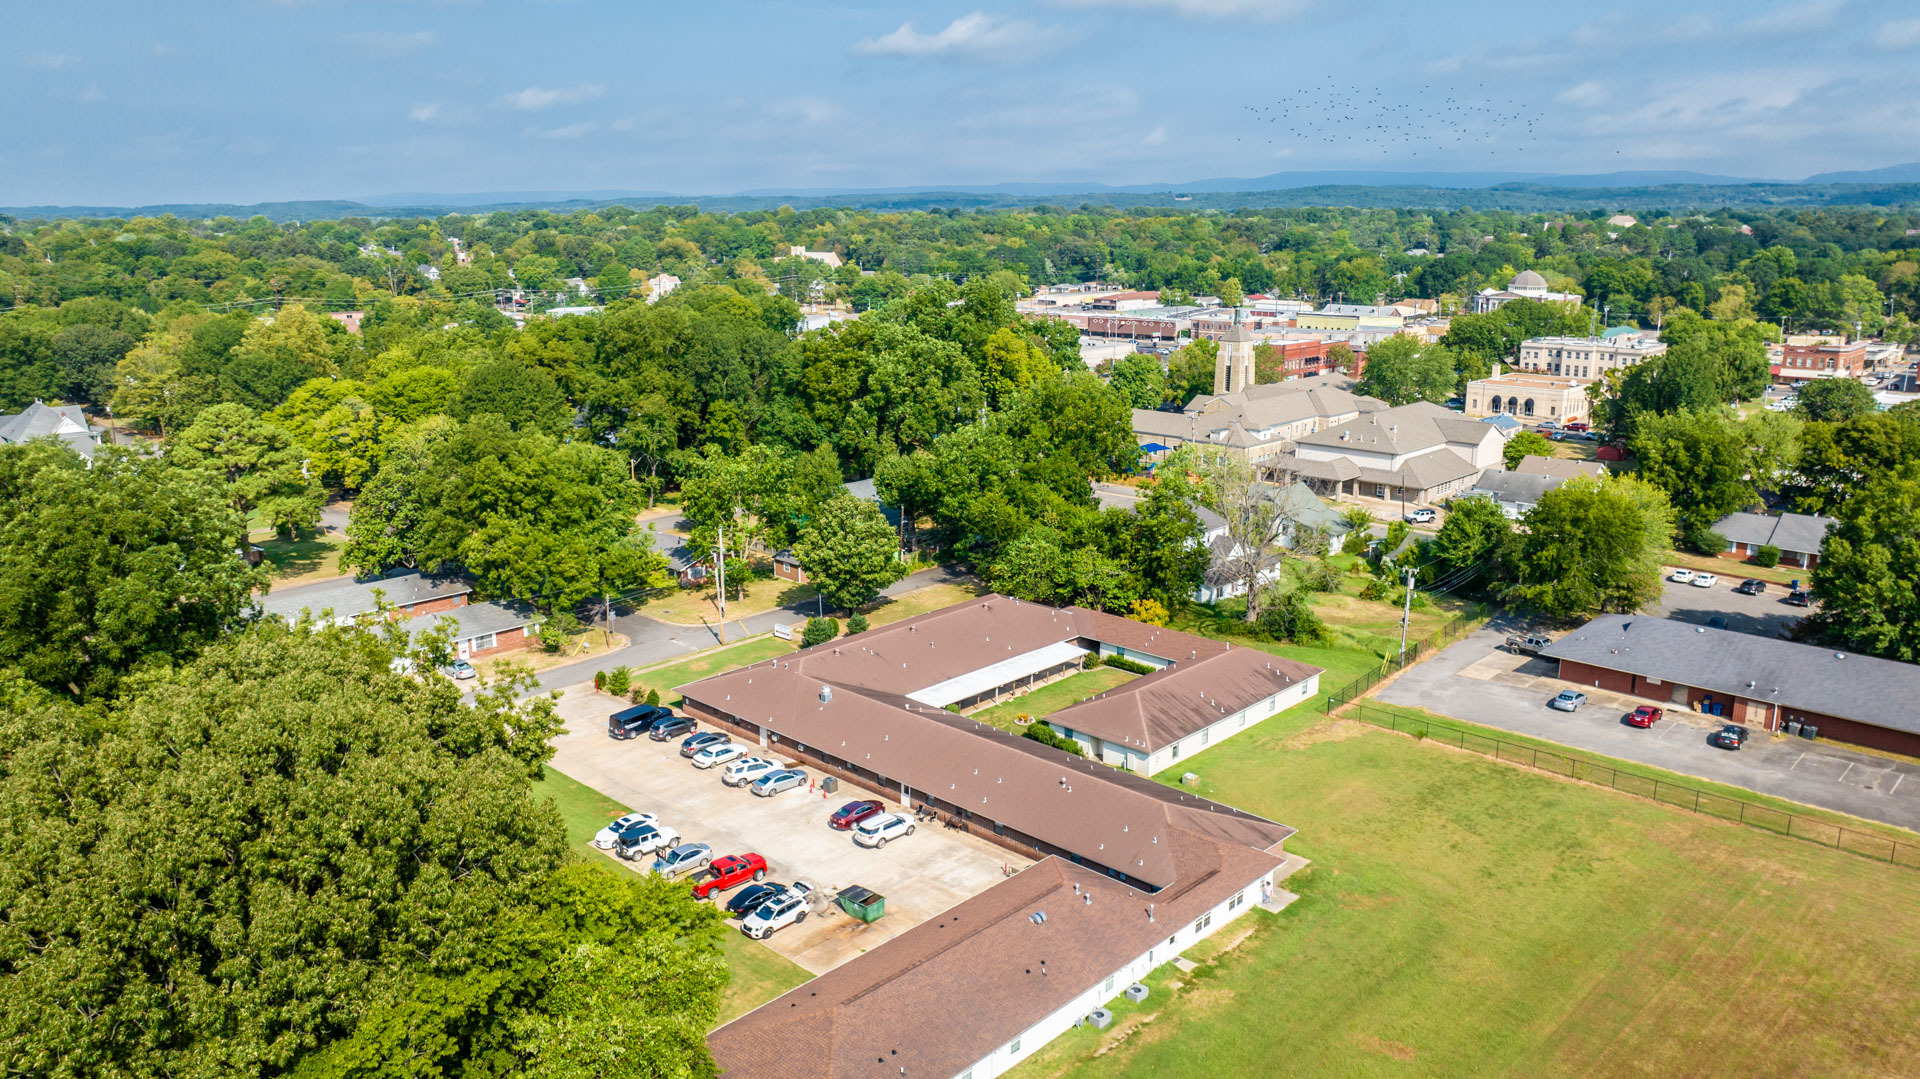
[1105,975,1116,993]
[1229,891,1245,910]
[1201,729,1210,746]
[1169,742,1180,760]
[1009,1038,1022,1055]
[1195,912,1213,932]
[470,632,496,652]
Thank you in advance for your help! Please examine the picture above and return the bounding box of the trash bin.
[820,775,839,794]
[836,885,886,923]
[1801,724,1818,740]
[1786,720,1802,736]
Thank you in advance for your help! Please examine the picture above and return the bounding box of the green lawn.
[969,667,1140,732]
[627,636,797,708]
[252,530,345,586]
[1011,717,1920,1079]
[531,767,814,1026]
[864,580,991,626]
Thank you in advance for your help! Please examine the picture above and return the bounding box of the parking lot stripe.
[1892,773,1907,797]
[1789,753,1806,771]
[1838,762,1855,783]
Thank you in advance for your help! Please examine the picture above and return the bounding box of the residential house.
[416,263,441,282]
[327,310,365,334]
[440,599,542,660]
[645,274,681,303]
[1709,511,1834,569]
[1281,401,1504,506]
[772,549,806,584]
[260,569,472,627]
[787,245,843,268]
[0,401,103,461]
[1514,454,1607,480]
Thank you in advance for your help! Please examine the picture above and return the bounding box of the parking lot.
[1649,567,1812,640]
[1377,624,1920,832]
[547,686,1031,975]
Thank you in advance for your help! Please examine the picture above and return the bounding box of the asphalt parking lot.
[1376,624,1920,832]
[1649,568,1812,640]
[547,686,1030,974]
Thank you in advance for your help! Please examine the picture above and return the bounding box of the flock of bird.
[1240,75,1546,157]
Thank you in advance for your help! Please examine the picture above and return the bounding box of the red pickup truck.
[689,853,769,900]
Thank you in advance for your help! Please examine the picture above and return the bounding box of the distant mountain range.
[7,165,1920,222]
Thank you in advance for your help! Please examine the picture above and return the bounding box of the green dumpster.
[836,885,886,924]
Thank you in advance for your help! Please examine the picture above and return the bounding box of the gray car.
[650,842,713,877]
[750,768,808,798]
[1548,690,1587,712]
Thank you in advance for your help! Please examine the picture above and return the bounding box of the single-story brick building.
[260,569,472,627]
[439,599,542,660]
[1541,614,1920,756]
[1710,510,1834,569]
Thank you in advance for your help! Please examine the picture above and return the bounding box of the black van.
[609,703,671,740]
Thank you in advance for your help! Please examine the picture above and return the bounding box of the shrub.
[1022,722,1085,756]
[1102,654,1157,675]
[602,665,632,697]
[593,669,605,691]
[1385,520,1411,552]
[646,688,661,707]
[1128,598,1170,626]
[1253,588,1331,646]
[1754,544,1782,568]
[846,612,870,635]
[1340,528,1371,556]
[629,685,649,705]
[1359,577,1392,602]
[538,610,581,653]
[802,617,839,647]
[1082,651,1104,668]
[1300,560,1341,594]
[1681,519,1727,555]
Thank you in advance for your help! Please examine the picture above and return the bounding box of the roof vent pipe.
[820,686,832,703]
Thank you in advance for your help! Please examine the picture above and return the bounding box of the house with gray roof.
[0,401,103,461]
[1276,400,1502,506]
[1710,511,1835,569]
[433,599,542,660]
[259,569,472,626]
[1096,481,1346,603]
[1542,614,1920,756]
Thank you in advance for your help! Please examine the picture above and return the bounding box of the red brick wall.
[398,593,470,620]
[1557,659,1641,696]
[467,625,530,659]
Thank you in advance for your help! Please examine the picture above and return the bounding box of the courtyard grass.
[251,529,346,586]
[638,572,820,625]
[531,766,815,1027]
[1011,714,1920,1079]
[969,667,1140,732]
[1665,547,1809,587]
[627,635,796,709]
[864,579,990,626]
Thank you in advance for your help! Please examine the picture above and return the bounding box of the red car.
[1626,705,1663,729]
[830,800,885,831]
[689,853,768,900]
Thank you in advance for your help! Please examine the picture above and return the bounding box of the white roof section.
[906,640,1090,707]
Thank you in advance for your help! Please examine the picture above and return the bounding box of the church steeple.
[1213,306,1255,395]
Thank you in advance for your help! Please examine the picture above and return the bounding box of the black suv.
[608,704,671,740]
[647,714,698,741]
[1734,579,1766,595]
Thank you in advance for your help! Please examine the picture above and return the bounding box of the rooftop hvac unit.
[1088,1008,1114,1030]
[1786,720,1802,736]
[1124,983,1149,1003]
[1801,724,1818,739]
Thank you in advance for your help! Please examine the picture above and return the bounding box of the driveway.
[1650,569,1811,640]
[1376,624,1920,832]
[548,686,1028,974]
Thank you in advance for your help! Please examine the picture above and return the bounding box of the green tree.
[450,357,570,434]
[0,624,725,1078]
[1786,411,1920,514]
[802,616,840,647]
[1355,335,1457,405]
[1502,429,1554,469]
[1794,377,1876,423]
[1504,475,1674,619]
[1426,493,1511,584]
[1807,462,1920,661]
[1164,338,1217,406]
[1123,476,1210,609]
[222,305,345,410]
[343,420,447,574]
[169,402,324,541]
[0,443,266,697]
[1108,353,1167,409]
[791,493,905,611]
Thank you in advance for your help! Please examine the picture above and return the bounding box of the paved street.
[1377,624,1920,832]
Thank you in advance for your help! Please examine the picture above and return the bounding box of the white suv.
[853,813,915,848]
[722,757,779,788]
[592,811,659,850]
[741,882,815,939]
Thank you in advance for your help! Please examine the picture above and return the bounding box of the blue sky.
[5,0,1920,205]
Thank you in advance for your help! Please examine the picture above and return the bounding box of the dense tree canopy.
[1503,476,1675,620]
[1807,462,1920,661]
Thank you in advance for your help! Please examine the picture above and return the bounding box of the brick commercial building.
[692,595,1315,1079]
[1464,368,1592,423]
[1541,615,1920,756]
[1778,339,1868,381]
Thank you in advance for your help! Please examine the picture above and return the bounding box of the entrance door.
[1671,683,1688,706]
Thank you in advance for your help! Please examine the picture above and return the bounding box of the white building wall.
[1096,643,1172,670]
[1053,672,1319,776]
[949,869,1275,1079]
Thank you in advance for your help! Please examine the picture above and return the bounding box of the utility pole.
[603,589,612,649]
[715,521,728,645]
[1397,566,1417,665]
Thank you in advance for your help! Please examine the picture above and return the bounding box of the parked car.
[609,703,671,740]
[1709,724,1751,750]
[615,822,681,861]
[1785,589,1812,607]
[1691,573,1718,588]
[592,811,659,849]
[741,884,815,939]
[751,769,808,797]
[449,659,477,680]
[680,731,731,758]
[1564,421,1591,433]
[853,813,916,848]
[689,853,769,899]
[1668,568,1695,583]
[647,714,697,741]
[691,741,748,769]
[651,842,714,877]
[1625,705,1663,729]
[725,881,789,918]
[830,799,886,830]
[1536,420,1561,431]
[1549,690,1588,712]
[1735,578,1767,595]
[1505,634,1552,656]
[723,756,781,787]
[1404,507,1437,524]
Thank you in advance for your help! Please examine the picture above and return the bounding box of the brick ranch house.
[1709,510,1834,570]
[259,569,540,660]
[1541,615,1920,756]
[687,594,1314,1079]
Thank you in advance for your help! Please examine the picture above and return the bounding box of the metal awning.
[906,641,1090,707]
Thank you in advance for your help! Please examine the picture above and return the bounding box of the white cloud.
[409,103,440,122]
[1739,0,1844,35]
[343,31,436,59]
[1876,18,1920,50]
[1141,125,1168,145]
[78,83,105,103]
[1047,0,1309,21]
[766,97,843,126]
[851,12,1063,60]
[527,121,598,140]
[1555,80,1607,107]
[503,84,606,111]
[23,52,79,70]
